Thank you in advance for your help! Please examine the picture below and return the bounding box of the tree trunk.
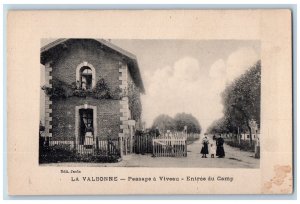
[238,127,241,145]
[247,122,253,146]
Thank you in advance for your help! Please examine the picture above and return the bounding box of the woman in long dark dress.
[200,136,209,158]
[216,136,225,158]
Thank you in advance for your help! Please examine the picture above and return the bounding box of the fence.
[119,136,132,155]
[46,136,120,156]
[132,132,194,156]
[42,131,192,158]
[134,133,156,154]
[152,137,187,157]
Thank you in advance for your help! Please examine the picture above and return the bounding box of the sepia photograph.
[39,39,261,168]
[7,9,292,195]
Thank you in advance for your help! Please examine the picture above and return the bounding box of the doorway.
[75,105,97,149]
[79,109,94,147]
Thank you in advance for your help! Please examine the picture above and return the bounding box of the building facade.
[40,39,144,152]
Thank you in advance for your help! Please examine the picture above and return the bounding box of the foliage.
[75,153,119,163]
[127,82,142,122]
[206,117,232,134]
[152,114,176,133]
[92,78,111,99]
[41,77,124,100]
[39,144,120,163]
[73,89,93,97]
[41,78,73,99]
[222,60,261,128]
[207,60,261,145]
[151,113,202,134]
[174,113,202,134]
[39,144,77,163]
[224,139,255,152]
[110,87,123,100]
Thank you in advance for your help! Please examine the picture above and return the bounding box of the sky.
[40,39,260,132]
[112,40,260,132]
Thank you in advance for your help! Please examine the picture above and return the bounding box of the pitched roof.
[41,38,145,93]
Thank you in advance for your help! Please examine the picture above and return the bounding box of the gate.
[152,137,187,157]
[134,133,156,154]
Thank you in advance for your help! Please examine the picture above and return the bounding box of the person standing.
[200,136,209,158]
[216,135,225,158]
[84,123,94,148]
[210,143,216,158]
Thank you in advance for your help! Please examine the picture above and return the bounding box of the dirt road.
[45,136,259,168]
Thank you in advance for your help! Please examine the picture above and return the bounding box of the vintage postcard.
[7,10,293,195]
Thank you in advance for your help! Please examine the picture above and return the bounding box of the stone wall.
[44,61,52,138]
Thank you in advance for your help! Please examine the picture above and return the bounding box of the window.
[76,62,96,90]
[247,135,250,138]
[80,67,93,90]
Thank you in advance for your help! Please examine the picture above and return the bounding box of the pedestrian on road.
[200,136,209,158]
[216,135,225,158]
[210,143,216,158]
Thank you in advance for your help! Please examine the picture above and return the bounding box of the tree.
[207,117,228,134]
[152,114,175,133]
[173,113,202,134]
[151,113,202,134]
[224,60,261,145]
[207,60,261,145]
[127,82,142,122]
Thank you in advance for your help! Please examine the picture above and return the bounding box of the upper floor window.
[80,66,93,90]
[76,62,96,90]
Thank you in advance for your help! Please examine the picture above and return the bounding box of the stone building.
[40,39,144,153]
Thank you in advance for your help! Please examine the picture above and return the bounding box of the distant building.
[240,129,260,142]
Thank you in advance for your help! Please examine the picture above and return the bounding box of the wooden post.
[130,126,133,153]
[152,139,154,156]
[107,138,110,156]
[73,136,76,151]
[238,127,241,145]
[96,137,99,150]
[185,139,187,157]
[124,136,128,155]
[119,136,123,158]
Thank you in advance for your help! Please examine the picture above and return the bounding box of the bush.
[42,78,121,100]
[225,139,255,152]
[41,79,74,99]
[39,144,120,164]
[92,78,111,99]
[73,89,93,97]
[127,82,142,121]
[77,154,119,163]
[39,144,77,163]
